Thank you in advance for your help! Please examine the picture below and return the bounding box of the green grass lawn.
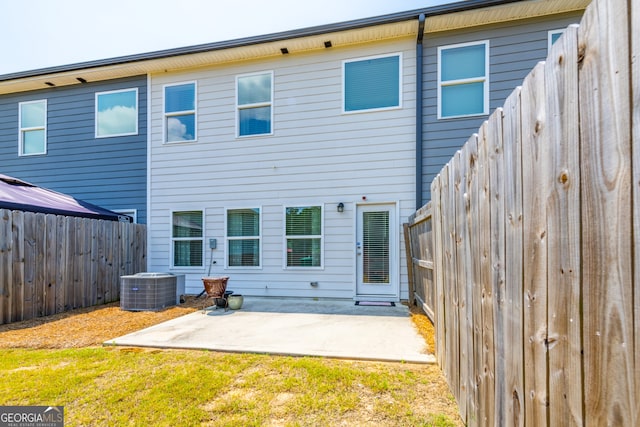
[0,347,460,426]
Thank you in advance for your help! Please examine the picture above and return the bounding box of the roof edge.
[0,0,519,82]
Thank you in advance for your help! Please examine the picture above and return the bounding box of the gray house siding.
[0,75,147,223]
[421,12,583,203]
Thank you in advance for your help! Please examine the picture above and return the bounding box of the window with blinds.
[227,208,260,267]
[343,54,401,113]
[285,206,322,268]
[362,211,390,284]
[172,210,203,267]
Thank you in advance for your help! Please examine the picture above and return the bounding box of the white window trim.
[163,81,197,143]
[236,71,274,138]
[95,88,139,138]
[282,204,325,270]
[18,99,47,156]
[170,208,205,270]
[224,206,263,269]
[437,40,490,120]
[548,29,565,52]
[342,52,403,115]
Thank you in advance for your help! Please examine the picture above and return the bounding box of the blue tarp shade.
[0,174,131,222]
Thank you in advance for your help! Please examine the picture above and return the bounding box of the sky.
[0,0,459,76]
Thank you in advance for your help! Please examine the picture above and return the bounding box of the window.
[438,41,489,119]
[19,100,47,155]
[226,208,261,267]
[114,209,137,223]
[237,72,273,137]
[95,88,138,137]
[164,82,196,142]
[548,29,565,51]
[343,54,401,113]
[172,210,203,267]
[285,206,322,268]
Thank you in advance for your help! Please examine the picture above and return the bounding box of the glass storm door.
[356,204,397,298]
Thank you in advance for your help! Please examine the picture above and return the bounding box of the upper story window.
[343,53,401,113]
[285,206,323,268]
[19,100,47,156]
[237,72,273,137]
[95,88,138,138]
[164,82,196,143]
[438,41,489,119]
[226,208,261,268]
[171,210,204,268]
[548,29,565,51]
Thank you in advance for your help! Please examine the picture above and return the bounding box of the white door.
[356,204,397,299]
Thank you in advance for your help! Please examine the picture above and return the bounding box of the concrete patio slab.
[106,297,435,364]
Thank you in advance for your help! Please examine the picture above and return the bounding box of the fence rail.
[405,0,639,425]
[0,209,146,325]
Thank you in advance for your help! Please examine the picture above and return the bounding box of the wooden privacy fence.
[0,209,146,325]
[405,0,640,425]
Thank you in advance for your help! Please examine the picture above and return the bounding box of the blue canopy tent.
[0,174,131,222]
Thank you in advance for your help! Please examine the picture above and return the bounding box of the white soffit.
[425,0,591,33]
[0,21,417,94]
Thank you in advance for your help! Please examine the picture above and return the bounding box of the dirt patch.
[0,296,201,348]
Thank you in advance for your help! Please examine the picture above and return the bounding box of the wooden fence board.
[72,218,82,310]
[458,145,472,423]
[545,24,583,426]
[11,210,25,322]
[477,122,495,426]
[464,135,481,427]
[488,108,507,425]
[521,61,550,426]
[66,217,76,311]
[22,211,36,321]
[107,220,114,301]
[106,222,116,303]
[97,220,106,304]
[441,164,460,401]
[502,88,524,427]
[83,218,92,307]
[45,215,57,316]
[136,224,146,274]
[55,217,67,314]
[0,210,9,324]
[34,214,46,318]
[115,223,124,299]
[90,219,98,306]
[579,0,635,424]
[632,0,640,424]
[453,151,467,422]
[432,175,445,368]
